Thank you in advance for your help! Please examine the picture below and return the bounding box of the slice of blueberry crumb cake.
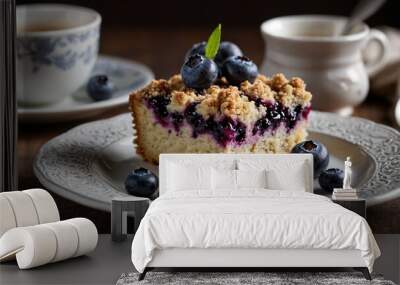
[130,73,311,164]
[129,25,312,163]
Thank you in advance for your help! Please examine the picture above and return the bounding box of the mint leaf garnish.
[205,24,221,60]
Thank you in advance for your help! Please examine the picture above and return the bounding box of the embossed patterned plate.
[34,112,400,211]
[18,55,154,123]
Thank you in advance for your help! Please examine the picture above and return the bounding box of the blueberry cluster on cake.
[130,25,312,163]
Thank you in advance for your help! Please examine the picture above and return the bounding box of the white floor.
[374,234,400,284]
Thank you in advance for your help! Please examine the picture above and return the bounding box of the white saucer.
[18,55,154,123]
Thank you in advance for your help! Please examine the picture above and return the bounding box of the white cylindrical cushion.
[0,226,57,269]
[23,189,60,224]
[65,218,98,257]
[1,192,39,227]
[0,196,17,237]
[42,221,79,262]
[0,218,98,269]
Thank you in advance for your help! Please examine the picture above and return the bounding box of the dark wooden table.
[17,27,400,233]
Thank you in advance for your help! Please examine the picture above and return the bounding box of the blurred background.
[16,0,400,27]
[16,0,400,123]
[16,0,400,233]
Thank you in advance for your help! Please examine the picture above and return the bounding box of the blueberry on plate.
[125,167,159,198]
[87,75,114,101]
[181,54,218,89]
[222,56,258,85]
[214,41,243,67]
[319,168,344,192]
[291,140,329,179]
[184,42,207,61]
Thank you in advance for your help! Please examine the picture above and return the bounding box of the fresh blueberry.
[181,54,218,89]
[185,42,206,61]
[125,167,159,198]
[319,168,344,192]
[185,41,242,68]
[87,75,114,101]
[214,41,243,67]
[291,140,329,179]
[222,56,258,85]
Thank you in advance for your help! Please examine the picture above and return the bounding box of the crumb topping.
[196,88,219,118]
[168,74,185,91]
[131,73,312,122]
[140,79,170,97]
[167,90,200,112]
[218,87,259,123]
[270,73,289,90]
[290,77,312,103]
[240,76,276,102]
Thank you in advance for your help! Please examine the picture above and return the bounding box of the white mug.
[260,15,389,114]
[16,4,101,106]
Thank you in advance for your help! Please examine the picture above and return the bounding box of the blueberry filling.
[283,105,302,129]
[184,103,208,137]
[252,102,306,135]
[183,106,245,146]
[302,105,311,119]
[253,117,271,136]
[145,96,310,146]
[208,117,238,146]
[146,95,171,126]
[171,112,184,132]
[235,123,246,143]
[254,98,263,107]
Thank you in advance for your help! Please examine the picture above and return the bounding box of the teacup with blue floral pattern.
[17,4,101,106]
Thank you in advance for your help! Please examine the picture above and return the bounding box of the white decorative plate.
[18,55,154,123]
[34,112,400,212]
